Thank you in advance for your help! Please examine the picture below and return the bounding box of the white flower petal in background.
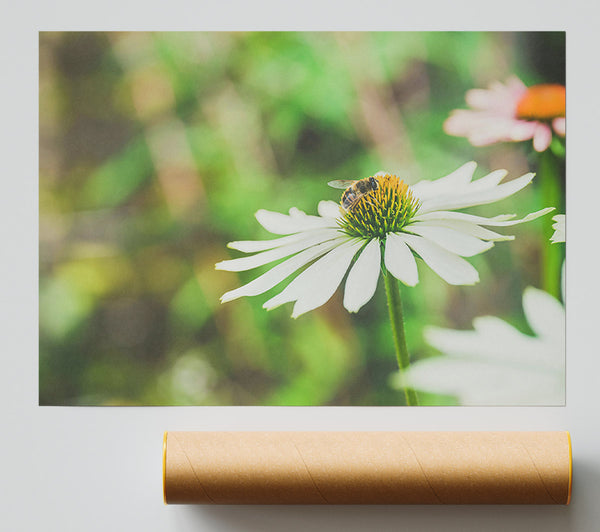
[553,118,566,136]
[551,214,565,243]
[402,357,562,406]
[401,286,565,405]
[533,123,553,152]
[522,286,565,343]
[217,163,552,317]
[548,213,566,302]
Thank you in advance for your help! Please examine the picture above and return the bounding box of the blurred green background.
[39,31,565,405]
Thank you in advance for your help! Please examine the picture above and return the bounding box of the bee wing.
[328,179,356,189]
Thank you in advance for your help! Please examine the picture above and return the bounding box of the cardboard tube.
[163,431,572,505]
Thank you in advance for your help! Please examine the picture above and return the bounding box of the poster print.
[39,32,565,406]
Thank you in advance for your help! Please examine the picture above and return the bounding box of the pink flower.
[444,76,565,152]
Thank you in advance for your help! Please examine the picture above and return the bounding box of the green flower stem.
[539,149,564,299]
[383,269,419,406]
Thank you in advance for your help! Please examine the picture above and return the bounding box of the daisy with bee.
[216,162,553,405]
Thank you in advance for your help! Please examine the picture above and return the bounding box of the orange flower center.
[515,84,565,120]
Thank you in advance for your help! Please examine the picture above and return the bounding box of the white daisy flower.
[401,285,565,406]
[551,214,565,243]
[216,162,552,318]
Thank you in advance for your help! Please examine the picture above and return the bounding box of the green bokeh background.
[39,31,565,406]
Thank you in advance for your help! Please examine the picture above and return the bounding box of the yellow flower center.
[338,174,420,240]
[515,84,566,120]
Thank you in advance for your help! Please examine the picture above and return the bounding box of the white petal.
[561,260,565,303]
[216,230,342,272]
[228,228,338,252]
[522,287,565,342]
[343,239,381,313]
[220,238,344,302]
[263,239,363,316]
[505,75,528,94]
[471,317,555,368]
[551,214,565,243]
[418,172,536,214]
[318,200,343,218]
[553,117,566,136]
[466,121,516,146]
[464,88,497,109]
[425,316,563,372]
[402,234,479,285]
[414,208,553,227]
[467,169,508,192]
[443,110,486,136]
[404,222,494,257]
[426,320,537,365]
[255,208,337,235]
[415,211,517,224]
[532,123,552,152]
[404,357,564,406]
[436,161,477,188]
[508,120,537,141]
[513,207,555,223]
[410,162,476,200]
[417,219,514,242]
[384,233,418,286]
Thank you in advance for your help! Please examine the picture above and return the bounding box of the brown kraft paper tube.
[163,431,572,505]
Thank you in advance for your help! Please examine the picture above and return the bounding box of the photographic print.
[39,31,565,406]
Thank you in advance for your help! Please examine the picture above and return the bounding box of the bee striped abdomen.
[341,189,357,210]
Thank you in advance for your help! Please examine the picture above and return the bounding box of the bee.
[328,176,379,211]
